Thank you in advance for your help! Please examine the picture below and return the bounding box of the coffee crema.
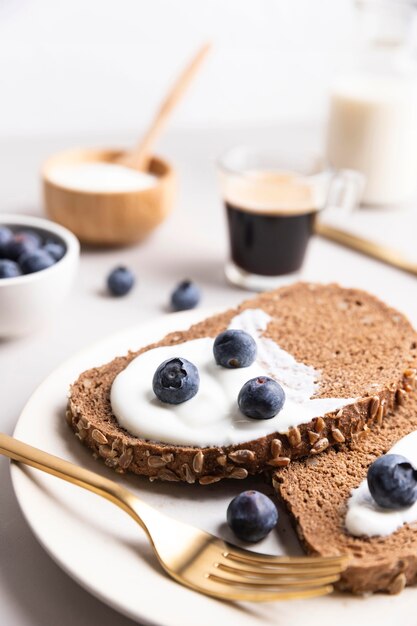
[223,171,320,276]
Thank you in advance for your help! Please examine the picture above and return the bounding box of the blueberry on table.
[367,454,417,509]
[6,231,41,260]
[213,329,257,368]
[238,376,285,420]
[153,357,200,404]
[170,280,200,311]
[227,490,278,542]
[107,266,135,296]
[0,226,13,256]
[43,241,66,261]
[0,259,22,279]
[20,250,55,274]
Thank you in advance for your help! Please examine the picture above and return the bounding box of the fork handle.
[0,433,153,533]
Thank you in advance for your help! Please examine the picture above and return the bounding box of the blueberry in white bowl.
[238,376,286,420]
[227,490,278,542]
[20,249,56,274]
[0,226,13,256]
[43,240,66,261]
[367,454,417,509]
[213,329,257,368]
[170,280,200,311]
[5,230,41,260]
[0,259,21,279]
[153,357,200,404]
[0,214,79,337]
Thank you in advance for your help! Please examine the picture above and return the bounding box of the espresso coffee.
[225,203,316,276]
[222,171,319,276]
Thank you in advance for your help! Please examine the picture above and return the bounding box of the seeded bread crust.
[274,391,417,595]
[67,283,417,484]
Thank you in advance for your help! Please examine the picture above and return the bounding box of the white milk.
[327,74,417,205]
[48,162,157,193]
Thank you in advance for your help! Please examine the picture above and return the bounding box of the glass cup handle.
[325,169,365,212]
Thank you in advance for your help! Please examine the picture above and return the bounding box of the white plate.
[11,310,417,626]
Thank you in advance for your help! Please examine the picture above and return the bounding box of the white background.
[0,0,354,138]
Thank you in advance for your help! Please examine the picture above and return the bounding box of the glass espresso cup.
[218,146,363,290]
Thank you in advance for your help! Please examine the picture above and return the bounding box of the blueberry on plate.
[19,249,55,274]
[153,357,200,404]
[43,241,66,261]
[238,376,285,420]
[107,266,135,296]
[367,454,417,509]
[0,226,13,257]
[227,490,278,542]
[0,259,22,279]
[6,230,41,260]
[213,329,257,368]
[170,280,200,311]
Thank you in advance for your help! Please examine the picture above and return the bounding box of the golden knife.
[315,221,417,277]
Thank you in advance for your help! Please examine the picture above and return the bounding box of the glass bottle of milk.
[326,0,417,206]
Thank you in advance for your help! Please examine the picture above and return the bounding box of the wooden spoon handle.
[121,43,211,171]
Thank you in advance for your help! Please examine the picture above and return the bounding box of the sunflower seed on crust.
[228,449,255,464]
[99,444,117,459]
[267,456,291,467]
[229,467,248,479]
[192,450,204,474]
[79,417,91,430]
[216,455,227,466]
[308,431,320,445]
[331,428,345,443]
[157,469,180,482]
[396,388,407,405]
[376,400,385,426]
[91,429,108,445]
[369,396,380,420]
[75,428,87,440]
[315,417,326,433]
[271,439,283,458]
[119,448,133,469]
[288,427,302,447]
[148,455,168,468]
[388,573,407,595]
[181,463,195,484]
[311,437,329,454]
[199,475,222,485]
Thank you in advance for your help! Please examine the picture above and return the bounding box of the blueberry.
[0,259,22,279]
[6,231,41,260]
[43,241,66,261]
[0,226,13,257]
[213,329,257,368]
[19,249,55,274]
[238,376,285,420]
[153,357,200,404]
[227,490,278,542]
[367,454,417,509]
[170,280,200,311]
[107,266,135,296]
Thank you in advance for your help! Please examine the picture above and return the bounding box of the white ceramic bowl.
[0,214,80,337]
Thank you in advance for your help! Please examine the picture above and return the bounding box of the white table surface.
[1,125,417,626]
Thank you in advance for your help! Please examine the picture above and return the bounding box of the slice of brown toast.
[273,391,417,595]
[67,282,417,484]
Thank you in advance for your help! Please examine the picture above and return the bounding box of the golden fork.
[0,433,348,602]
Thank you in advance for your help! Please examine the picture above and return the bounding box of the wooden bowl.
[42,148,176,246]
